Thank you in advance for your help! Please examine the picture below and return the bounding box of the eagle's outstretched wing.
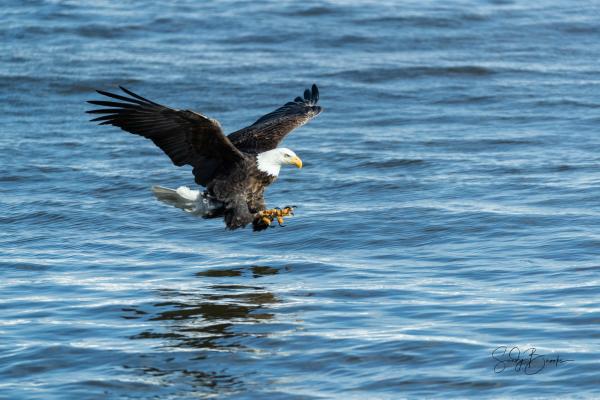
[87,87,244,186]
[227,84,322,153]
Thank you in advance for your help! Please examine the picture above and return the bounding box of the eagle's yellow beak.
[290,156,303,169]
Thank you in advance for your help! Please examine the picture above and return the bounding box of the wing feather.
[227,84,322,153]
[86,87,244,186]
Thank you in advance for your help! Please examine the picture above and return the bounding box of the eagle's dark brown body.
[87,85,321,230]
[207,159,276,230]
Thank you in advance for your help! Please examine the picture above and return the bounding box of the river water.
[1,0,599,398]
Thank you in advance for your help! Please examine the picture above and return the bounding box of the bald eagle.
[87,84,322,231]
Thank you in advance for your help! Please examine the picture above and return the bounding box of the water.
[1,0,600,398]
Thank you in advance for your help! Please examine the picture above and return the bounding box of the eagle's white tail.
[151,186,223,217]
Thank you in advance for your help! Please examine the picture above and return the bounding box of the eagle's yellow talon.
[282,206,295,216]
[258,206,296,227]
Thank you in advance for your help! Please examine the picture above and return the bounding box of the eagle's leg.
[255,206,296,228]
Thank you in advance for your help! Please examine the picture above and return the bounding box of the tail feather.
[151,185,223,217]
[151,185,179,202]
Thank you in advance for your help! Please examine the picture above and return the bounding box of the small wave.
[460,12,490,22]
[6,261,51,271]
[75,24,142,39]
[422,138,537,148]
[0,210,68,225]
[30,164,72,173]
[434,95,497,105]
[0,174,29,182]
[325,65,494,83]
[329,34,376,46]
[359,159,425,169]
[534,98,600,108]
[355,15,463,28]
[281,6,336,17]
[58,78,144,95]
[0,74,41,88]
[482,138,537,145]
[218,33,296,45]
[558,23,600,34]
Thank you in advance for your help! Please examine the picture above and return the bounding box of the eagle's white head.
[256,148,303,177]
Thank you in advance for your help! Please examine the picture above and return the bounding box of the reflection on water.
[123,265,283,395]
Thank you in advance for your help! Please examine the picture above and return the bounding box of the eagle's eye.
[284,154,290,158]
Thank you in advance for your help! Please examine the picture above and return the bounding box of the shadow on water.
[122,265,285,396]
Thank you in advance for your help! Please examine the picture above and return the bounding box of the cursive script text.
[492,346,573,375]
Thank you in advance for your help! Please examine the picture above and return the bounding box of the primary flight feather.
[87,84,322,231]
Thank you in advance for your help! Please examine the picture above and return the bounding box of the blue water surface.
[1,0,599,398]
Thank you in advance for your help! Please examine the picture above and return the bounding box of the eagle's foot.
[258,206,296,227]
